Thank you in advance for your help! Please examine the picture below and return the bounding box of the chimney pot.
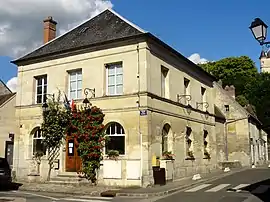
[43,16,57,44]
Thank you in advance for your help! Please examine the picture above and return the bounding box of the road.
[1,168,270,202]
[154,168,270,202]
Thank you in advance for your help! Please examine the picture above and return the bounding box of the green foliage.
[200,56,257,96]
[69,105,106,184]
[41,91,71,180]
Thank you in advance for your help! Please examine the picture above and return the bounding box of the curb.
[115,167,250,197]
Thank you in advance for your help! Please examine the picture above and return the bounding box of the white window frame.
[35,75,47,104]
[106,63,123,96]
[68,70,82,100]
[32,127,46,155]
[105,122,126,155]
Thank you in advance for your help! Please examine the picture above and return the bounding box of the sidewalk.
[17,167,250,198]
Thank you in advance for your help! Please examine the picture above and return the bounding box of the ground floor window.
[32,127,46,155]
[105,122,125,155]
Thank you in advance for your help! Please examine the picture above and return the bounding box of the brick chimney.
[224,85,235,99]
[43,16,57,44]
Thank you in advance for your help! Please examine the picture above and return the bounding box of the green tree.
[41,91,71,181]
[200,56,257,99]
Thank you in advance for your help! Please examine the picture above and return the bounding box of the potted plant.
[186,150,195,160]
[107,150,120,160]
[162,151,175,160]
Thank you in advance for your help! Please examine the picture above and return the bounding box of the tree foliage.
[200,56,270,134]
[68,105,106,184]
[41,91,70,180]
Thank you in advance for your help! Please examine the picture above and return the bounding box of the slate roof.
[13,9,145,63]
[0,93,16,107]
[12,9,216,82]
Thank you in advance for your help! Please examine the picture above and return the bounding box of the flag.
[63,93,71,111]
[71,99,76,110]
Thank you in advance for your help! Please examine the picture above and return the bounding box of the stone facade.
[214,82,268,166]
[0,81,17,168]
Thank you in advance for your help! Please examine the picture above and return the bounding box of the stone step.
[50,172,90,184]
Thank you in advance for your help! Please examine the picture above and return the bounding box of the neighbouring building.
[259,50,270,73]
[11,9,262,187]
[214,82,268,166]
[0,80,16,168]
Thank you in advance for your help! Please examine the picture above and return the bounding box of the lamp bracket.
[84,88,95,98]
[177,94,192,103]
[196,102,209,109]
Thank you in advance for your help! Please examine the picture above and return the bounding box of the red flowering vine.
[68,105,106,184]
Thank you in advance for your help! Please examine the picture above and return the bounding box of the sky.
[0,0,269,92]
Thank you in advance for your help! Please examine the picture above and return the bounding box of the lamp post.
[249,18,270,46]
[82,88,95,109]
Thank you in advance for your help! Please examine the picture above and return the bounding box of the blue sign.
[140,110,147,116]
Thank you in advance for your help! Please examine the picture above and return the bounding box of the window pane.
[77,71,82,80]
[108,86,115,95]
[36,95,42,103]
[116,65,123,74]
[37,78,42,86]
[70,81,77,91]
[77,80,82,89]
[77,89,82,99]
[43,76,47,85]
[70,91,76,99]
[111,124,116,134]
[70,72,77,81]
[108,75,115,85]
[43,85,47,94]
[116,124,124,134]
[116,85,123,95]
[108,66,115,75]
[105,136,125,155]
[106,127,110,135]
[37,86,42,94]
[116,75,123,85]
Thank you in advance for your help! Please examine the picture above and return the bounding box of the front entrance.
[5,141,14,168]
[65,138,81,172]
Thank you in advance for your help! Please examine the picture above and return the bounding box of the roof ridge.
[12,8,146,64]
[12,8,111,63]
[107,8,146,33]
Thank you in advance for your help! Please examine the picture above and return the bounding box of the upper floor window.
[35,75,47,104]
[184,78,190,104]
[161,66,169,98]
[69,70,82,100]
[225,105,230,112]
[201,87,206,110]
[106,63,123,96]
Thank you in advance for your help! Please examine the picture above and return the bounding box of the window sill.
[185,157,195,161]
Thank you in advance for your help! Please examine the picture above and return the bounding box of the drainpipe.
[224,116,249,161]
[136,44,143,187]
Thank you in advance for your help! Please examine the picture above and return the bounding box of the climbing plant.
[69,104,106,184]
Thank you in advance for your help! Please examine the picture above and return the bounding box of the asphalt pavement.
[154,168,270,202]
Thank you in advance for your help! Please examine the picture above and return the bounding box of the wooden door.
[65,138,81,172]
[5,141,14,168]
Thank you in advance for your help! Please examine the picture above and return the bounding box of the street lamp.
[249,18,269,46]
[82,88,95,109]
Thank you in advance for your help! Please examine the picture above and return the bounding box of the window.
[161,66,169,98]
[106,63,123,95]
[203,130,210,158]
[161,124,171,153]
[32,127,46,155]
[35,75,47,104]
[185,127,193,158]
[184,78,190,104]
[225,105,230,112]
[201,87,206,110]
[69,70,82,100]
[105,122,125,155]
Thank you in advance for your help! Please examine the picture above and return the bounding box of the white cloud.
[6,77,17,92]
[1,0,113,91]
[188,53,208,64]
[0,0,113,58]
